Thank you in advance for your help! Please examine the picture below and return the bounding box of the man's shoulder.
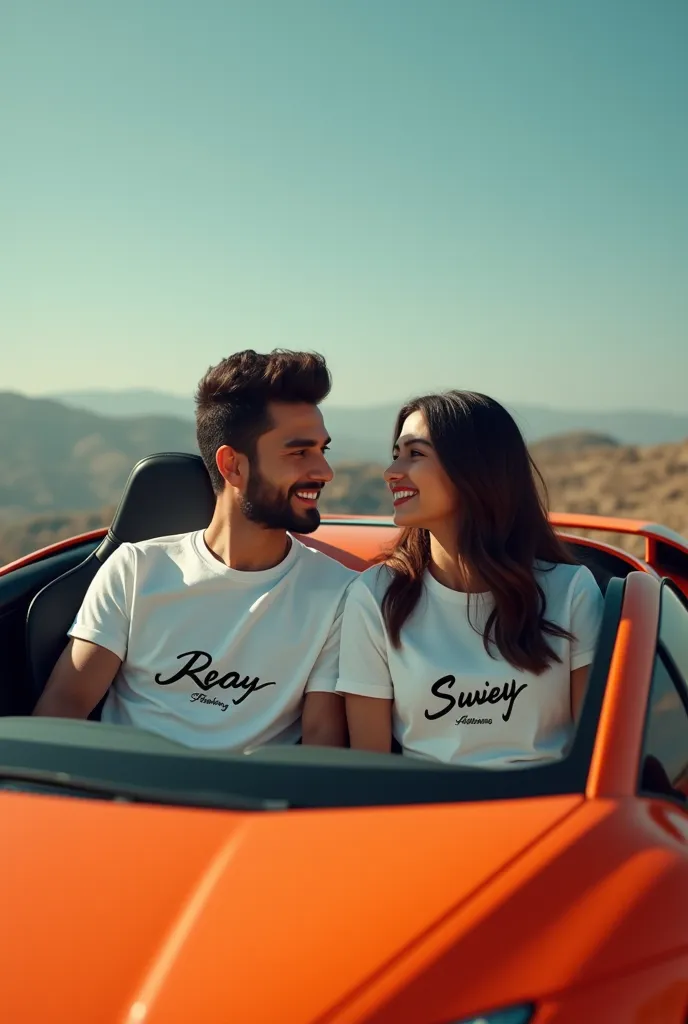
[292,537,361,589]
[110,531,197,570]
[127,531,195,553]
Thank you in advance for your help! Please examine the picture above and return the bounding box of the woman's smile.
[391,486,419,507]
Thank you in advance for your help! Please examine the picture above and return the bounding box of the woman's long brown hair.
[380,391,578,675]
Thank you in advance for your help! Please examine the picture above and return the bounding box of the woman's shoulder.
[346,561,395,604]
[535,559,602,601]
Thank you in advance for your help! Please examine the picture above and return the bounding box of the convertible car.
[1,453,688,1024]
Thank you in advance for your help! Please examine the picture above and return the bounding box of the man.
[33,349,357,750]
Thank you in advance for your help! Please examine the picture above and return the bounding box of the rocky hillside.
[0,508,117,565]
[0,391,196,517]
[326,434,688,524]
[1,430,687,565]
[530,433,688,556]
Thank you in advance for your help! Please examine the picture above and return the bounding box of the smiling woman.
[336,391,606,767]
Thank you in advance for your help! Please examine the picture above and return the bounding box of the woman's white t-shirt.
[335,561,605,767]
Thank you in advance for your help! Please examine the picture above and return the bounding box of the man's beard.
[239,466,322,534]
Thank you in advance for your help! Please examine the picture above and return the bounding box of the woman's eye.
[410,449,425,457]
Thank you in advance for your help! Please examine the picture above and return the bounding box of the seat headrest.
[109,453,216,543]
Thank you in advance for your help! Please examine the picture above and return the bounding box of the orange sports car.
[1,453,687,1024]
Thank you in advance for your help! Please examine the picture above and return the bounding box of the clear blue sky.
[3,0,687,410]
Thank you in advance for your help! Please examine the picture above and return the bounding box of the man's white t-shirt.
[336,561,605,767]
[68,530,356,751]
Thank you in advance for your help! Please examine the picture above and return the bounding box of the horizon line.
[12,386,688,419]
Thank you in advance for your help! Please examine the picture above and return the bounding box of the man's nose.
[311,453,334,482]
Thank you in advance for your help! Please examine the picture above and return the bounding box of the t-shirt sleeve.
[303,586,349,694]
[569,565,605,670]
[67,544,135,662]
[335,576,393,699]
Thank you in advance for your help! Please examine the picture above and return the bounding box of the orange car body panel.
[533,949,688,1023]
[2,515,688,1020]
[2,790,581,1024]
[2,789,688,1024]
[356,799,688,1024]
[550,513,688,596]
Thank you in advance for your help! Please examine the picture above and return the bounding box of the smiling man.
[33,349,357,751]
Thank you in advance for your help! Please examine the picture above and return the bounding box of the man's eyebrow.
[392,436,433,452]
[283,436,332,449]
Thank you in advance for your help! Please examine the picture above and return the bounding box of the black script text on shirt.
[424,676,528,723]
[155,650,277,705]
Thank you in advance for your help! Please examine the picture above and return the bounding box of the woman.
[335,391,605,767]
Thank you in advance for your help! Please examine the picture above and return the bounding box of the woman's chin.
[391,504,423,528]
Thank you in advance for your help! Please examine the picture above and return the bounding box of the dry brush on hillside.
[530,434,688,556]
[1,434,687,564]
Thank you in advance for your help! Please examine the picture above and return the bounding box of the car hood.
[1,790,582,1023]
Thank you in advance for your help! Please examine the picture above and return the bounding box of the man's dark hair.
[195,348,331,493]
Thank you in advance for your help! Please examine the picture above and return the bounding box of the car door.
[638,580,688,805]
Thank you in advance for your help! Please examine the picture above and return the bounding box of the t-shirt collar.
[190,530,301,583]
[423,565,492,603]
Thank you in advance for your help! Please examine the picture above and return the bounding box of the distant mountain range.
[0,392,195,518]
[47,388,688,458]
[1,388,688,563]
[1,386,687,521]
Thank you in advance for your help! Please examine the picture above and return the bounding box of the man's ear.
[215,445,249,490]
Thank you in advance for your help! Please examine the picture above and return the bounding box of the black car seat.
[25,453,216,708]
[561,543,634,594]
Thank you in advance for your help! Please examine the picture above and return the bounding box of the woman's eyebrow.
[392,436,434,452]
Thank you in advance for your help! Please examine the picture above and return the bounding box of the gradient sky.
[3,0,687,409]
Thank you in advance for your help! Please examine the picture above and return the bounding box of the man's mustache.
[288,482,326,496]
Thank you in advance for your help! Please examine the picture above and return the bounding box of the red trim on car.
[0,514,677,580]
[555,531,658,577]
[0,529,108,578]
[586,571,661,798]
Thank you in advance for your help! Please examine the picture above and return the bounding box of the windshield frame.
[0,580,624,811]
